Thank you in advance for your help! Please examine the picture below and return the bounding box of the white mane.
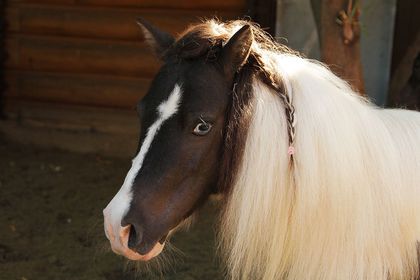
[220,51,420,280]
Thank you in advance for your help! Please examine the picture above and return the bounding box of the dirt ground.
[0,136,224,280]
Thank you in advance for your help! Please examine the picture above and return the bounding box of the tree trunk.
[311,0,365,95]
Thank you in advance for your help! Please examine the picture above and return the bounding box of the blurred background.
[0,0,418,279]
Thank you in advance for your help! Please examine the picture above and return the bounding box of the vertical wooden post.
[247,0,277,36]
[311,0,365,95]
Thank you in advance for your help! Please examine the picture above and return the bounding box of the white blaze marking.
[103,84,183,251]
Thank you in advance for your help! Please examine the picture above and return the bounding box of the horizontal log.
[6,4,242,40]
[3,98,139,135]
[0,114,139,158]
[5,70,151,108]
[5,35,160,77]
[9,0,245,10]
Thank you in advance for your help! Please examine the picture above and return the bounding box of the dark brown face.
[103,20,253,261]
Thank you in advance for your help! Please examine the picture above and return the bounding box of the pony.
[103,19,420,280]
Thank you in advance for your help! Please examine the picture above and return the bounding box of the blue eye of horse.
[193,122,212,136]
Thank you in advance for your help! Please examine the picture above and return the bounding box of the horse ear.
[220,25,254,82]
[136,18,175,57]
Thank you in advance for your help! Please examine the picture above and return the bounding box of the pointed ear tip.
[241,24,251,30]
[238,24,253,39]
[136,17,146,27]
[136,17,155,31]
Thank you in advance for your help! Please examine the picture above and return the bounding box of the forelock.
[163,19,295,62]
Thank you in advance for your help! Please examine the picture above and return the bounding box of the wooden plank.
[10,0,245,11]
[6,5,242,40]
[0,116,138,158]
[3,71,19,97]
[3,98,139,135]
[5,35,160,76]
[5,70,150,108]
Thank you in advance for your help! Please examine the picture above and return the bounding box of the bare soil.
[0,136,223,280]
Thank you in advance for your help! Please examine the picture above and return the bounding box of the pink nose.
[118,224,147,254]
[122,220,161,255]
[104,218,165,261]
[111,225,150,261]
[118,225,131,249]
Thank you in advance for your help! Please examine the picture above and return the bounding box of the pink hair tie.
[288,146,295,155]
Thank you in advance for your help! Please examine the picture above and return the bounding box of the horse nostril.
[127,224,137,249]
[126,223,144,251]
[124,223,155,255]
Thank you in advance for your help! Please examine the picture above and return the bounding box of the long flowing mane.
[170,20,420,280]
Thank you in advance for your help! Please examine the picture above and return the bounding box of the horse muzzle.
[103,210,165,261]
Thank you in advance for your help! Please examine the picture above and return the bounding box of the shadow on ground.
[0,137,224,280]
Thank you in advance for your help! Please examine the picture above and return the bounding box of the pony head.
[103,19,256,261]
[103,19,420,280]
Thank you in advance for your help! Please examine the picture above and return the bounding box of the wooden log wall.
[4,0,245,110]
[0,0,5,116]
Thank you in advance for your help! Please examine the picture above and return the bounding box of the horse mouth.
[126,225,168,256]
[124,228,168,261]
[104,221,167,261]
[122,241,165,261]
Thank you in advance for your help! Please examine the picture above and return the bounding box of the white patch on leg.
[103,84,183,254]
